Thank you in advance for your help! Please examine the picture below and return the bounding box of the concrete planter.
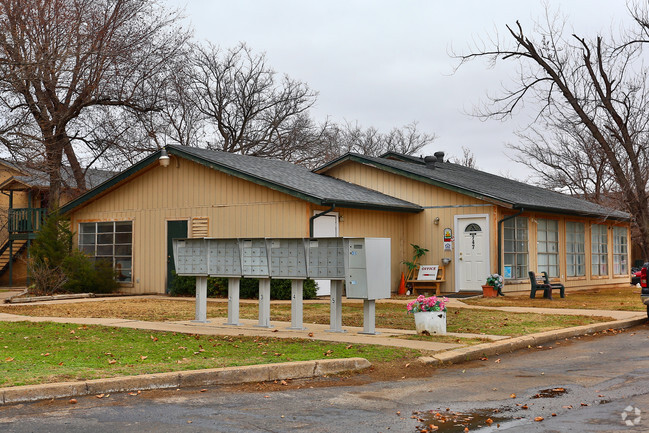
[414,311,446,335]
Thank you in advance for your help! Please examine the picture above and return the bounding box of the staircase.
[0,239,28,274]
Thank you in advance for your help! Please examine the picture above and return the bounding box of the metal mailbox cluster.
[172,237,390,334]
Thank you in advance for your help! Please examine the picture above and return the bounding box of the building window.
[613,227,628,275]
[565,221,585,277]
[591,224,608,276]
[537,218,559,278]
[79,221,132,282]
[503,216,528,279]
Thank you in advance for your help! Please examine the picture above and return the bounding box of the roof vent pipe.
[424,155,437,169]
[434,151,445,163]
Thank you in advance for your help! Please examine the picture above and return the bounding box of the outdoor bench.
[528,271,565,299]
[408,266,445,296]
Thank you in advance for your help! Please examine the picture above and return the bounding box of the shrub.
[169,274,318,300]
[28,211,119,295]
[62,252,119,294]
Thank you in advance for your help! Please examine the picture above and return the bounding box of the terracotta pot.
[481,284,498,298]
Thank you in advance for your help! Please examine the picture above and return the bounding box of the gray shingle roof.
[168,145,422,212]
[317,153,630,220]
[0,158,116,190]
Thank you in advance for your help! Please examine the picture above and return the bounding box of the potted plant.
[402,244,429,291]
[407,295,449,334]
[482,274,503,297]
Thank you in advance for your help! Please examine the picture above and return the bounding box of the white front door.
[312,212,338,296]
[455,215,490,291]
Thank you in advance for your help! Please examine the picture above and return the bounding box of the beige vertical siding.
[70,158,312,294]
[326,161,631,293]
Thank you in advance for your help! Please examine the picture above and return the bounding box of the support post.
[288,279,305,330]
[256,278,272,328]
[327,280,345,333]
[359,299,378,335]
[193,276,208,323]
[225,277,241,326]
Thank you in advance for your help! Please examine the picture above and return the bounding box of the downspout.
[497,206,524,296]
[309,204,336,237]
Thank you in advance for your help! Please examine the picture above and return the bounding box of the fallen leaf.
[551,413,557,417]
[108,359,117,364]
[346,345,353,349]
[264,395,270,398]
[405,363,410,368]
[69,399,77,404]
[581,403,588,407]
[272,329,279,333]
[58,362,64,366]
[187,421,192,424]
[5,357,14,362]
[41,353,50,357]
[150,335,158,342]
[308,332,314,337]
[96,394,105,399]
[200,389,207,393]
[485,418,493,425]
[479,357,488,361]
[494,359,501,363]
[510,393,516,398]
[140,355,148,360]
[521,405,528,410]
[396,411,401,416]
[562,405,573,409]
[534,416,544,422]
[280,380,288,386]
[128,392,138,396]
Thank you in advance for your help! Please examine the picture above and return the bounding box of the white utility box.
[305,237,345,279]
[268,238,307,278]
[343,238,391,300]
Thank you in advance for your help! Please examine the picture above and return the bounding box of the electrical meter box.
[173,238,208,276]
[343,238,391,300]
[207,238,242,277]
[267,238,307,278]
[240,238,270,277]
[305,237,345,279]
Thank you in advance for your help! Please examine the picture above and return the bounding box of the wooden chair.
[541,271,566,298]
[407,266,446,296]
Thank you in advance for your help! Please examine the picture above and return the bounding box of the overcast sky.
[166,0,633,180]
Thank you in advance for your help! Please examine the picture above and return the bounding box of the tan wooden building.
[317,151,632,293]
[60,146,631,295]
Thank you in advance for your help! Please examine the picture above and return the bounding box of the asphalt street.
[1,323,648,433]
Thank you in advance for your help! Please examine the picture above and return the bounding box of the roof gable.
[62,146,422,214]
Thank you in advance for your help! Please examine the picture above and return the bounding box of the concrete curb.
[420,316,647,365]
[0,357,371,405]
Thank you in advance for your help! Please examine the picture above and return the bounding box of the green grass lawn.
[0,321,418,388]
[0,299,612,337]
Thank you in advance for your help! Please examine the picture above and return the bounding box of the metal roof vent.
[434,151,445,163]
[424,155,437,169]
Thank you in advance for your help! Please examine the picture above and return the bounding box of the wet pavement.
[1,323,648,432]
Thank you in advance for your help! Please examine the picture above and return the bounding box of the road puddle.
[413,408,509,432]
[532,387,567,398]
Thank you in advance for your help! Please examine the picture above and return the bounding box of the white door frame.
[454,214,490,292]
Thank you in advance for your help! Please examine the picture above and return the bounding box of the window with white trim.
[537,218,559,278]
[565,221,585,277]
[503,216,528,279]
[591,224,608,276]
[613,227,628,275]
[79,221,132,282]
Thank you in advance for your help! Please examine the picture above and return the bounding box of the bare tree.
[329,120,435,158]
[449,146,477,168]
[455,5,649,258]
[187,43,319,160]
[0,0,189,207]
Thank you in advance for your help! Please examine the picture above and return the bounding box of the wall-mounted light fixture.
[159,148,170,167]
[434,217,440,225]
